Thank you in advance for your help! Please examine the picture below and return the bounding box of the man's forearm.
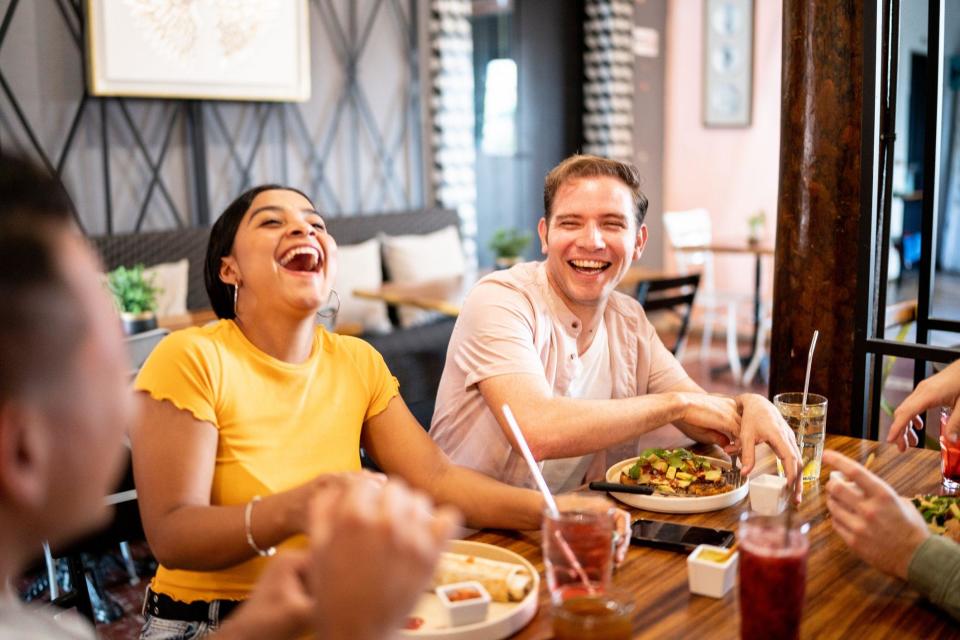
[500,392,688,460]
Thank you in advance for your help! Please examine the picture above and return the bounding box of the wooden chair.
[635,273,702,359]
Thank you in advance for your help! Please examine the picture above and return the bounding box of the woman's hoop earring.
[233,284,239,317]
[317,289,341,321]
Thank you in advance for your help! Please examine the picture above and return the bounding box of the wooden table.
[354,274,475,318]
[353,265,672,318]
[469,435,956,638]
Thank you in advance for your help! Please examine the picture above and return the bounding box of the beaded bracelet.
[244,496,277,557]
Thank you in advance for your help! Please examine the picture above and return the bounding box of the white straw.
[502,404,560,517]
[801,330,819,414]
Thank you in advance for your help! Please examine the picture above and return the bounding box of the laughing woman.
[131,186,544,639]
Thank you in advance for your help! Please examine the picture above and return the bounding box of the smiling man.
[430,154,802,498]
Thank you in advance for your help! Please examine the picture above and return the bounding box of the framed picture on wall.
[702,0,753,127]
[85,0,311,101]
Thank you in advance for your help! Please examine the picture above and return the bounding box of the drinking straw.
[801,330,819,413]
[787,330,820,547]
[501,403,595,595]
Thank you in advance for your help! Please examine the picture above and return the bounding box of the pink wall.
[662,0,782,305]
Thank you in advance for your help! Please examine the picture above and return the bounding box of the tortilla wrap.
[432,552,532,603]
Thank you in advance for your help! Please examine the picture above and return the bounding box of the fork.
[723,452,742,487]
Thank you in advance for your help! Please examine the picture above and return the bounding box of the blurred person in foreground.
[430,154,803,500]
[0,154,459,640]
[824,359,960,622]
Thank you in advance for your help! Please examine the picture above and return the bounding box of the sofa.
[90,208,461,428]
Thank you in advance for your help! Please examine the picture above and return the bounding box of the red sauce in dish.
[404,616,424,630]
[446,588,482,602]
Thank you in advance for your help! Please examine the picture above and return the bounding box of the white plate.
[604,455,748,513]
[399,540,540,639]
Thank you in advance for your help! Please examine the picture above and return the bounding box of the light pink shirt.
[430,261,694,489]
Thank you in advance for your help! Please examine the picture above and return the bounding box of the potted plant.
[747,210,766,244]
[107,264,161,335]
[489,228,531,269]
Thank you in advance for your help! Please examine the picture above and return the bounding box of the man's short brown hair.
[543,154,648,226]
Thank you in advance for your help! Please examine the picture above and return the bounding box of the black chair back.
[635,273,702,356]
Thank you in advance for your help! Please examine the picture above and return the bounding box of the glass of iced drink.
[773,393,828,483]
[551,588,634,640]
[941,407,960,492]
[542,494,616,605]
[738,512,810,640]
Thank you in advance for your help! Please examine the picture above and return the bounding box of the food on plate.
[619,448,731,497]
[432,552,532,603]
[445,587,483,602]
[911,495,960,542]
[403,617,425,630]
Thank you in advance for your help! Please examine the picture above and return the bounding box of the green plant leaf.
[489,228,531,258]
[106,264,160,314]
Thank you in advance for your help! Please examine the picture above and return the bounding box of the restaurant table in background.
[158,309,362,336]
[674,239,774,379]
[353,265,671,318]
[469,435,956,638]
[354,273,477,318]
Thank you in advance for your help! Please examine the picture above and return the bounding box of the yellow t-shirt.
[134,320,399,603]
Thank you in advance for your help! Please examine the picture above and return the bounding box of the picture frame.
[702,0,753,127]
[84,0,311,102]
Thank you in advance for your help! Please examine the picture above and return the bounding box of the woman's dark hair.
[204,184,313,319]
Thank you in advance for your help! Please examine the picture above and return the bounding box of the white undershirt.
[541,323,613,493]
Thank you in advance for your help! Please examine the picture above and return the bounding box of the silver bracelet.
[244,496,277,557]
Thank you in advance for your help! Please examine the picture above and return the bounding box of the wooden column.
[770,1,864,435]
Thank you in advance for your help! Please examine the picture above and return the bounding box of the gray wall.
[0,0,424,235]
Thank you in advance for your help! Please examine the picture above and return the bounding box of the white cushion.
[333,238,392,334]
[143,259,189,317]
[380,225,465,328]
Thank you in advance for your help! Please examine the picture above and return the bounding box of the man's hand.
[673,392,740,447]
[216,551,313,640]
[309,478,462,640]
[889,359,960,452]
[823,450,929,580]
[736,394,803,503]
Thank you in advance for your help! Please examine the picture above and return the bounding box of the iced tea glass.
[551,588,634,640]
[940,407,960,492]
[739,512,810,640]
[542,494,616,605]
[773,393,828,483]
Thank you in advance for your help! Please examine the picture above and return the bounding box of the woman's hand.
[888,359,960,451]
[283,470,388,533]
[823,450,929,580]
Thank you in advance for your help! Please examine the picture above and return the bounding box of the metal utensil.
[723,452,742,487]
[588,481,656,495]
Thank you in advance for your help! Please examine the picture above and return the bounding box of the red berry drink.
[941,408,960,492]
[739,514,809,640]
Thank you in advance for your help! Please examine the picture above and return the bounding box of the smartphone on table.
[630,519,734,553]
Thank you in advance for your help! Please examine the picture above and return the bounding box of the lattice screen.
[0,0,424,234]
